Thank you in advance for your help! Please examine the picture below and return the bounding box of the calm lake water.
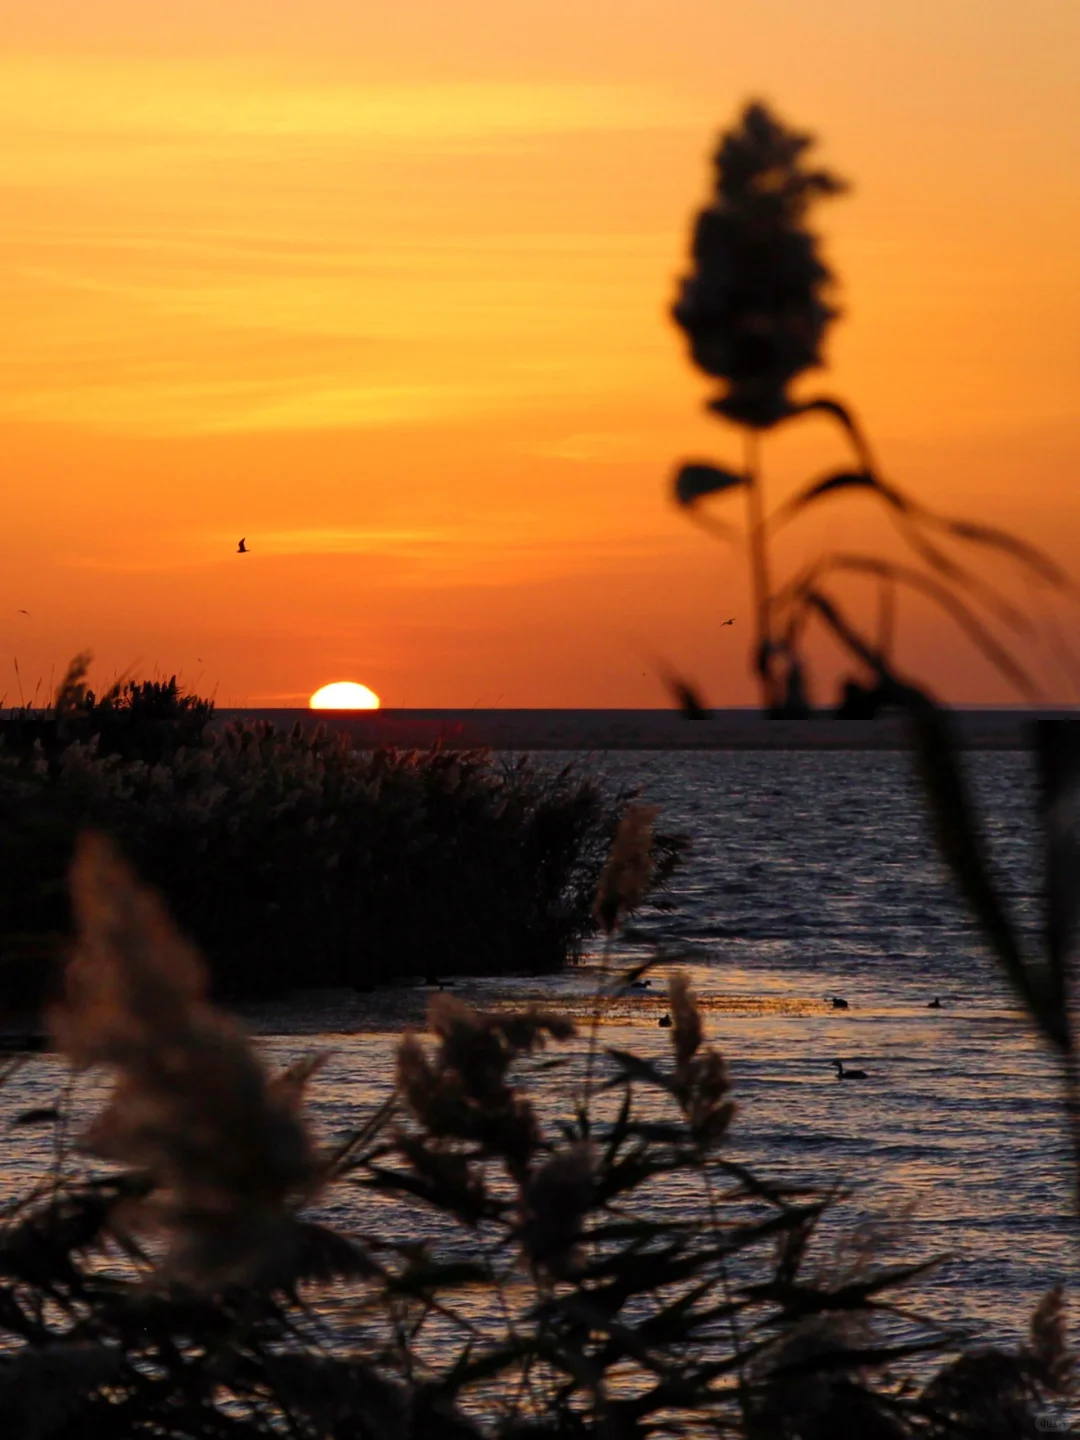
[2,749,1074,1353]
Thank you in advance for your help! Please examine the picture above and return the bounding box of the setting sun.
[310,681,381,710]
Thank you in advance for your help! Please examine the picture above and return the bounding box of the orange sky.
[2,0,1078,707]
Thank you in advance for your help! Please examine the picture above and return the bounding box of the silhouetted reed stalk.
[582,803,658,1128]
[671,101,1079,719]
[672,101,1080,1228]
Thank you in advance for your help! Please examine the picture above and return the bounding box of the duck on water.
[832,1058,868,1079]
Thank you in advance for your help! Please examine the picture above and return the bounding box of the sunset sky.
[3,0,1078,707]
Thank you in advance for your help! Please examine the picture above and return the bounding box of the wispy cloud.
[528,430,677,464]
[56,527,681,586]
[0,48,684,436]
[0,57,695,148]
[0,377,542,435]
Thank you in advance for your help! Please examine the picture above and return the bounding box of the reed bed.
[0,666,683,1010]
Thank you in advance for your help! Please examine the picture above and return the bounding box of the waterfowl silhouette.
[829,996,850,1010]
[629,979,652,992]
[927,997,942,1009]
[832,1058,868,1079]
[423,975,455,990]
[237,537,248,554]
[658,1013,673,1028]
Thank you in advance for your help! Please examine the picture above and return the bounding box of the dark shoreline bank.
[214,707,1075,751]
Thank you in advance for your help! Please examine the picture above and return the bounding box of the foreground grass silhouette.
[0,832,1069,1438]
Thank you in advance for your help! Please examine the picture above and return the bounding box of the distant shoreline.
[211,708,1077,751]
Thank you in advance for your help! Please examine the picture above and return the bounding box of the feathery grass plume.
[397,997,574,1181]
[269,1048,332,1112]
[1029,1284,1072,1395]
[668,971,735,1145]
[669,969,704,1073]
[49,832,318,1284]
[673,100,846,429]
[517,1141,594,1279]
[594,802,659,934]
[52,651,93,716]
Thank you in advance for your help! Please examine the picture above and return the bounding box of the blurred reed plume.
[52,652,94,717]
[671,100,1080,1222]
[593,802,658,935]
[396,993,574,1184]
[672,100,846,432]
[670,99,1078,719]
[668,971,735,1145]
[51,833,319,1284]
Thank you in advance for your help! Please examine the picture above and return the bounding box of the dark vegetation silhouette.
[0,828,1070,1438]
[0,658,683,1012]
[670,98,1080,1211]
[668,102,1079,721]
[0,100,1076,1438]
[3,655,213,761]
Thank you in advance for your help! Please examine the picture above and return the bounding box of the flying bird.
[17,609,30,617]
[721,617,735,626]
[237,538,248,554]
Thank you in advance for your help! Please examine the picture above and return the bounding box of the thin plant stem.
[1064,1050,1080,1229]
[743,428,772,710]
[580,931,615,1136]
[700,1154,752,1431]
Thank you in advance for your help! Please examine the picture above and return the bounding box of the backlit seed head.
[594,803,659,934]
[673,100,846,428]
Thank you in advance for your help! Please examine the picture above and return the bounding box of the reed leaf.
[909,698,1070,1052]
[673,461,747,507]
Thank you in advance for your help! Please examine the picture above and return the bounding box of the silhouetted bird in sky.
[721,617,735,625]
[17,609,29,616]
[237,538,248,554]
